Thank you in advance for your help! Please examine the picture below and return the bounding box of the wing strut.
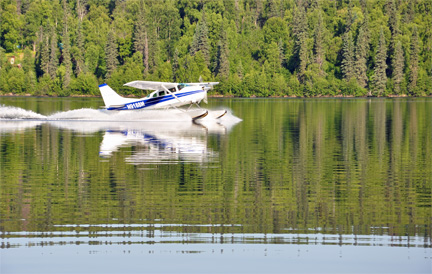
[161,84,183,104]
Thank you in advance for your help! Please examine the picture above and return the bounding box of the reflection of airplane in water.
[97,122,221,164]
[0,118,236,164]
[99,128,212,163]
[45,120,228,163]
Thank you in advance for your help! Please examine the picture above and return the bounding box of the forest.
[0,0,431,97]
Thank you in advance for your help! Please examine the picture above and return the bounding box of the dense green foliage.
[0,0,431,97]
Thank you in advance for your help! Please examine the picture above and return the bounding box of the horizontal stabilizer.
[107,104,126,109]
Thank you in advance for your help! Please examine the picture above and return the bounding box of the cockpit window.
[146,89,170,98]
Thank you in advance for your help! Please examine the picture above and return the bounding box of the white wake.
[0,105,241,127]
[0,105,192,122]
[0,105,47,119]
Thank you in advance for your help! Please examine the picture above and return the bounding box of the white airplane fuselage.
[99,83,207,111]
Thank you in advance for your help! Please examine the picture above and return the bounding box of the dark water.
[0,97,431,273]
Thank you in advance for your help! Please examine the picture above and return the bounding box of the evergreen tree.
[49,28,58,80]
[75,21,86,75]
[298,32,308,82]
[387,0,400,76]
[190,11,210,66]
[387,0,399,37]
[62,0,71,89]
[0,47,2,83]
[134,2,149,76]
[142,31,149,76]
[172,47,179,81]
[278,38,285,69]
[314,11,325,75]
[214,26,229,79]
[147,26,159,74]
[23,48,37,94]
[392,40,404,94]
[253,0,264,27]
[266,42,280,76]
[342,31,355,81]
[76,0,87,22]
[237,60,244,80]
[105,29,118,78]
[354,19,369,88]
[408,26,419,95]
[0,4,2,47]
[405,1,414,24]
[430,59,432,93]
[341,0,356,82]
[267,0,280,18]
[359,0,367,11]
[0,5,2,53]
[372,28,387,96]
[179,54,192,82]
[22,48,35,73]
[346,0,355,32]
[158,0,181,58]
[292,4,307,50]
[292,4,308,82]
[41,32,50,76]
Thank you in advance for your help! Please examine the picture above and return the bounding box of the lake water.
[0,97,431,273]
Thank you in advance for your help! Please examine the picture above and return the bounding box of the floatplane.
[98,81,227,121]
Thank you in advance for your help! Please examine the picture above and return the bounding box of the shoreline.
[0,93,429,99]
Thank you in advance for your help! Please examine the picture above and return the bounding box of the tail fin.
[99,83,137,107]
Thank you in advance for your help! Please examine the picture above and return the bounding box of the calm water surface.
[0,97,431,273]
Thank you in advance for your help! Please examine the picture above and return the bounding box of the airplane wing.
[124,81,219,91]
[124,81,178,90]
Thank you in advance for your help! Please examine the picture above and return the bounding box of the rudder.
[99,83,136,107]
